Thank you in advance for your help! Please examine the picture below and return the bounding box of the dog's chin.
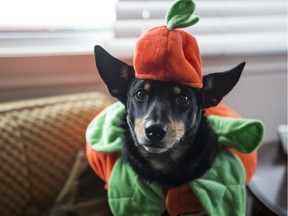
[142,145,170,154]
[137,139,178,154]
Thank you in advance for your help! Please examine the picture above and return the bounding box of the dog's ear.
[94,45,135,102]
[201,62,245,108]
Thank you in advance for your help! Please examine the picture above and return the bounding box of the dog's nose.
[145,121,167,142]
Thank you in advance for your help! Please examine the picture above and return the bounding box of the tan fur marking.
[203,77,213,91]
[144,83,150,91]
[134,118,145,140]
[173,86,181,95]
[120,65,129,81]
[167,120,185,142]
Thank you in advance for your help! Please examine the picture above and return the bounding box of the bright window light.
[0,0,118,31]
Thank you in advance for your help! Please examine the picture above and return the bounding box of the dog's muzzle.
[141,121,171,153]
[145,120,167,142]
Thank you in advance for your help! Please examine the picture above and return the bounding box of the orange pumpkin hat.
[134,0,203,88]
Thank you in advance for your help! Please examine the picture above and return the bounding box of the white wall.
[202,55,287,143]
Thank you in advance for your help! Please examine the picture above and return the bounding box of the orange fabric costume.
[86,103,257,215]
[134,26,203,88]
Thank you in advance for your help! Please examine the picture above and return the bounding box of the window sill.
[0,30,114,57]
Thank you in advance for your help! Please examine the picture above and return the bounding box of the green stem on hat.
[166,0,199,31]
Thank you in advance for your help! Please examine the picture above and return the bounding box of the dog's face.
[94,45,245,184]
[126,79,201,154]
[94,45,245,153]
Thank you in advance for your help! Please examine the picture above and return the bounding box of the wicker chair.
[0,92,113,216]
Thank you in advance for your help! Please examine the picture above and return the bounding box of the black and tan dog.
[94,45,245,187]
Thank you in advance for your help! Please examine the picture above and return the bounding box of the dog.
[94,45,245,188]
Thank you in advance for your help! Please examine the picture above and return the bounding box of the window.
[110,0,287,59]
[0,0,117,30]
[0,0,118,56]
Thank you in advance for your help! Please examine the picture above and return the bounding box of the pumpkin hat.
[134,0,202,88]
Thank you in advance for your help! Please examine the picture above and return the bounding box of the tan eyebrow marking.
[144,83,150,91]
[173,86,181,95]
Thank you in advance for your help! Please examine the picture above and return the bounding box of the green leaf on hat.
[166,0,199,30]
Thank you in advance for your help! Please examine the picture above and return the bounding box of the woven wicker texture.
[0,92,112,216]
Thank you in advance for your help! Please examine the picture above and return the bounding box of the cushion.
[49,150,112,216]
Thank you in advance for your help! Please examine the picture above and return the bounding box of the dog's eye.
[176,94,190,104]
[136,90,148,101]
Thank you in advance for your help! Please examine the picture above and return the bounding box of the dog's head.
[125,79,203,154]
[94,45,245,156]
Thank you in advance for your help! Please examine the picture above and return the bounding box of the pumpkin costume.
[86,102,263,216]
[134,25,202,88]
[87,0,264,215]
[134,0,201,88]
